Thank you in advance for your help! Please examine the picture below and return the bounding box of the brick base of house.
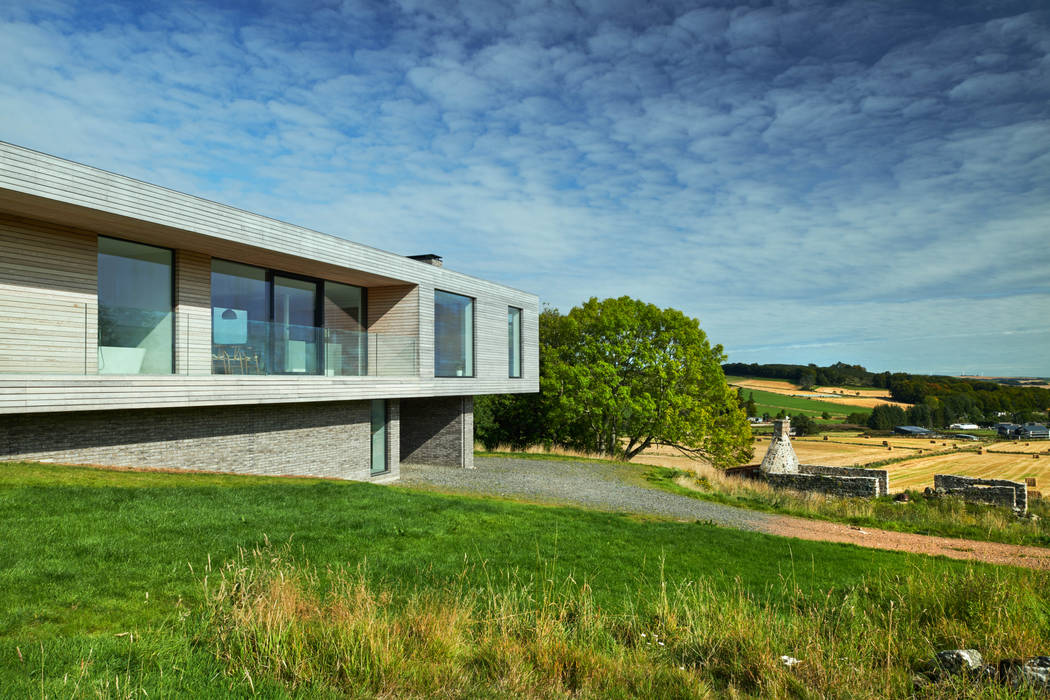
[399,395,474,468]
[0,399,403,482]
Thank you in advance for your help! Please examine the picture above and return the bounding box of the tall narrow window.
[370,399,388,475]
[211,260,269,374]
[508,307,522,378]
[434,290,474,377]
[273,275,319,374]
[97,237,173,374]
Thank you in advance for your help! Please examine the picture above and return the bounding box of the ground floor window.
[370,399,388,475]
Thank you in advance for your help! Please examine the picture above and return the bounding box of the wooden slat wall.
[367,284,420,377]
[0,142,540,413]
[175,250,211,375]
[0,214,96,375]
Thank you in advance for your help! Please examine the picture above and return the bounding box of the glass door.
[273,275,319,374]
[370,400,387,475]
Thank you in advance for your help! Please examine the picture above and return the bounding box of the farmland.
[744,433,1050,493]
[728,385,874,419]
[726,375,911,410]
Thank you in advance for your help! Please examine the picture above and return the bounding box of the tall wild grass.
[660,464,1050,547]
[202,545,1049,698]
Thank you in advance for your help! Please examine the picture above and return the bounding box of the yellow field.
[742,434,1050,492]
[987,441,1050,454]
[884,452,1049,492]
[728,377,910,409]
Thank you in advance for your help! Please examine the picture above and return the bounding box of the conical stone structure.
[760,419,800,474]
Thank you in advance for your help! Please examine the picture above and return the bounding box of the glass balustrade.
[0,302,418,377]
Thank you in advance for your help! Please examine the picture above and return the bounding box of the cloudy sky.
[1,0,1048,376]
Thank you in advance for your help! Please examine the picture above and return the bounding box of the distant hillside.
[723,362,1050,425]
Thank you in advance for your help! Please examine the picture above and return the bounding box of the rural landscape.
[3,1,1050,699]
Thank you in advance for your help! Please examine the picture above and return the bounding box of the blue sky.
[1,0,1048,376]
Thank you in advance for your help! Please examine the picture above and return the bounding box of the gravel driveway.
[399,456,1050,570]
[399,456,772,531]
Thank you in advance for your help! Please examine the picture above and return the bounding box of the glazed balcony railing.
[0,304,418,377]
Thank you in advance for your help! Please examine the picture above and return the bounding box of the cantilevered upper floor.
[0,142,539,414]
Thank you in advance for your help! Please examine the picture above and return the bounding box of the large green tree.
[542,297,751,467]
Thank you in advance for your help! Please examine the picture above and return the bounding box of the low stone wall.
[934,474,1027,513]
[802,464,889,497]
[766,472,880,498]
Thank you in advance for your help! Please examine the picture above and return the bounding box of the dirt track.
[404,457,1050,571]
[764,514,1050,570]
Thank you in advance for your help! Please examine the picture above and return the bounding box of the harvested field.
[987,441,1050,454]
[727,377,910,409]
[884,451,1050,492]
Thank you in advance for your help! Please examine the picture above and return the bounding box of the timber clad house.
[0,142,539,481]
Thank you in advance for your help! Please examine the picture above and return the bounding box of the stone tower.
[760,419,800,474]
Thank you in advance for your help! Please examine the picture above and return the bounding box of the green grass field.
[2,460,1048,697]
[736,386,873,418]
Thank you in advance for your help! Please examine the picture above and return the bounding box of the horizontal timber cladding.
[0,213,97,375]
[0,399,400,481]
[175,249,211,375]
[400,395,473,468]
[0,142,540,413]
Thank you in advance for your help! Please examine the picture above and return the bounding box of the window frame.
[508,306,523,379]
[210,257,368,376]
[433,289,476,378]
[97,234,176,375]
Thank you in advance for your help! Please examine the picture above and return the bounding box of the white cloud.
[0,0,1047,374]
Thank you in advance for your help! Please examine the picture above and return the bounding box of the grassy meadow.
[3,459,1050,698]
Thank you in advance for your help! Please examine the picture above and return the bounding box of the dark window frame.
[433,288,476,378]
[210,257,368,376]
[508,306,523,379]
[97,234,176,375]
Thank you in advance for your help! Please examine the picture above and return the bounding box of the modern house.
[0,142,538,481]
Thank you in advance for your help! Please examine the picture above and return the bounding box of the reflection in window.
[324,281,366,376]
[211,260,269,374]
[434,290,473,377]
[97,237,173,374]
[508,307,522,378]
[371,399,387,475]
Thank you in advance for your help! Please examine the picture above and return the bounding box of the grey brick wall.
[399,395,473,468]
[0,400,399,481]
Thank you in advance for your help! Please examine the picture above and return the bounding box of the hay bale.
[1026,477,1037,487]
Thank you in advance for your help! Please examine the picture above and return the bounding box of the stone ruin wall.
[766,472,881,498]
[934,474,1028,514]
[802,464,889,497]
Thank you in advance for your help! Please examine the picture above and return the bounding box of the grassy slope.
[1,460,1047,697]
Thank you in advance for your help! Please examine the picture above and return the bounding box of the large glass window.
[434,290,474,377]
[97,237,173,374]
[508,307,522,378]
[324,281,366,376]
[273,275,319,374]
[211,260,270,374]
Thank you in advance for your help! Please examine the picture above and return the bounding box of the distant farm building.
[894,425,934,437]
[997,422,1021,437]
[1018,423,1049,440]
[949,423,979,430]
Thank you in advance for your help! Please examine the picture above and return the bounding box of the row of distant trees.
[724,362,1050,428]
[476,297,753,468]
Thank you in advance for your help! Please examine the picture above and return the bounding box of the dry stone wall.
[766,472,880,498]
[933,474,1027,514]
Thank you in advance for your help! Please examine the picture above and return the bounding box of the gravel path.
[400,457,1050,570]
[399,456,772,531]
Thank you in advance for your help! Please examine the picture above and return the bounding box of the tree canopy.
[477,297,752,468]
